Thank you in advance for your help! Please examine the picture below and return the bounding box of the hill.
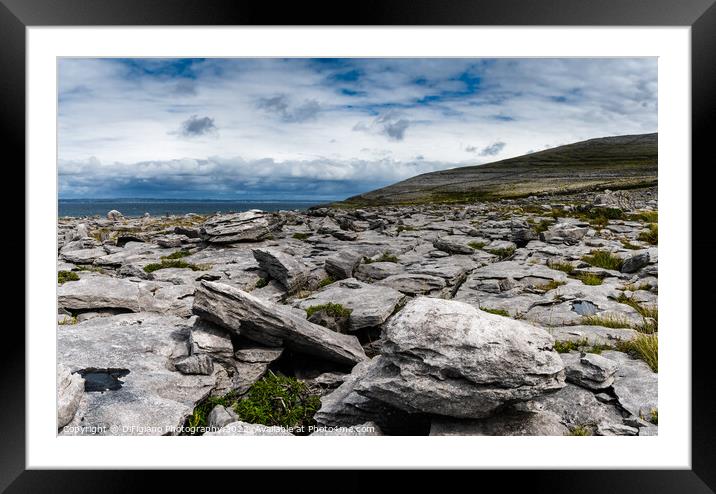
[335,133,657,207]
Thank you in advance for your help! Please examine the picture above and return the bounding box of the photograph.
[55,57,659,437]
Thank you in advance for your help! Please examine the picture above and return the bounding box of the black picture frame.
[5,0,714,490]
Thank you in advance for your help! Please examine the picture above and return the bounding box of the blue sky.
[58,58,657,200]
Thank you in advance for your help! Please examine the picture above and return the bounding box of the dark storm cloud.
[178,115,217,137]
[257,94,322,123]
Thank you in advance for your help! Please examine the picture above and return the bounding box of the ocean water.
[58,199,323,218]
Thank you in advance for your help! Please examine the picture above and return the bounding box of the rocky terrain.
[56,187,658,436]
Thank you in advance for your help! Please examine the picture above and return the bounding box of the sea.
[58,199,324,218]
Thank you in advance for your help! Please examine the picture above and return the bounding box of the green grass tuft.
[233,372,321,431]
[486,246,516,260]
[581,314,633,329]
[162,250,192,260]
[305,303,352,319]
[628,211,658,223]
[317,276,335,289]
[292,232,312,241]
[581,250,623,271]
[616,333,658,372]
[638,223,658,245]
[143,259,206,273]
[255,277,269,289]
[573,273,603,286]
[537,280,566,292]
[58,270,80,284]
[568,425,593,436]
[480,307,510,317]
[549,261,575,274]
[467,241,486,250]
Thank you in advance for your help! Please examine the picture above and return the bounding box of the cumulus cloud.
[177,115,217,137]
[257,94,322,123]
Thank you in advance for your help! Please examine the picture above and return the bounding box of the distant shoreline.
[58,199,325,218]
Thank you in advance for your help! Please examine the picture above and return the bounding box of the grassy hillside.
[335,133,657,207]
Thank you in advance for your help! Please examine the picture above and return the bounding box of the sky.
[58,58,657,200]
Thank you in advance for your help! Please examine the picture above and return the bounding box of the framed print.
[7,0,715,489]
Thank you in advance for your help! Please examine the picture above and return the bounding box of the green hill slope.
[337,133,657,207]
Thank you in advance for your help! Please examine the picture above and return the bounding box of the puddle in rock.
[76,368,130,392]
[571,300,599,316]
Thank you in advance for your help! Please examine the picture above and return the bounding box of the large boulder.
[561,352,617,390]
[58,313,216,435]
[252,248,309,294]
[324,250,363,280]
[57,364,85,429]
[602,350,658,419]
[106,209,123,221]
[296,278,405,331]
[200,210,280,243]
[353,297,566,418]
[540,220,589,245]
[192,281,367,366]
[57,275,153,312]
[621,251,650,273]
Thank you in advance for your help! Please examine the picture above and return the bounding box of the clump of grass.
[58,270,80,285]
[629,211,658,223]
[467,241,486,250]
[549,261,575,274]
[649,408,658,425]
[233,372,321,431]
[161,250,192,260]
[553,338,612,354]
[58,316,78,325]
[317,276,335,289]
[581,314,633,329]
[573,273,603,286]
[638,224,658,245]
[533,219,553,234]
[364,252,399,264]
[568,425,593,436]
[623,281,652,292]
[581,250,623,271]
[621,240,642,250]
[616,294,658,333]
[537,280,566,292]
[486,246,515,260]
[305,303,352,319]
[480,307,510,317]
[255,277,269,289]
[292,232,312,241]
[143,259,206,273]
[616,333,658,372]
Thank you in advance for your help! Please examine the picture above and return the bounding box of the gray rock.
[324,250,363,280]
[57,364,84,428]
[534,383,625,431]
[355,261,404,281]
[174,354,214,375]
[252,248,309,294]
[60,247,107,264]
[57,275,153,312]
[433,236,475,255]
[204,421,293,436]
[193,281,367,366]
[602,350,658,419]
[541,221,589,245]
[353,297,566,418]
[376,273,446,295]
[562,352,618,390]
[430,410,568,436]
[207,405,238,429]
[296,278,405,331]
[596,422,639,436]
[107,209,124,221]
[621,251,650,273]
[200,210,279,243]
[58,313,216,435]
